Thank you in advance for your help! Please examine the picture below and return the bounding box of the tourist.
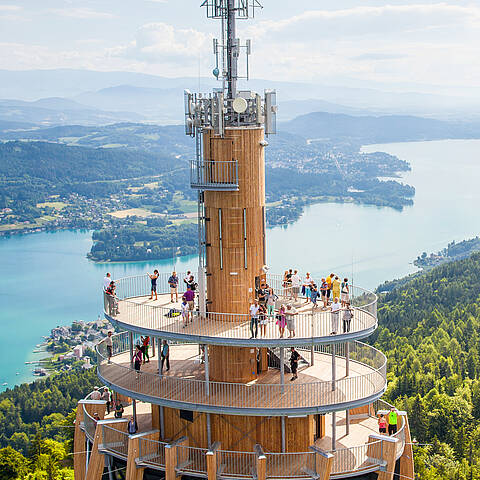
[291,270,301,302]
[114,402,124,419]
[378,414,387,434]
[343,303,353,333]
[161,340,170,373]
[133,345,143,378]
[286,269,293,297]
[266,288,277,319]
[249,300,260,339]
[331,297,341,335]
[276,305,286,338]
[290,347,300,381]
[181,297,189,328]
[184,285,195,322]
[310,284,320,309]
[387,407,398,435]
[106,281,120,316]
[257,283,267,305]
[103,272,111,291]
[93,413,101,427]
[141,336,150,364]
[91,386,102,400]
[128,417,138,435]
[320,278,328,309]
[282,270,289,296]
[285,304,298,338]
[332,275,341,301]
[183,271,192,288]
[148,270,159,301]
[101,388,111,414]
[168,271,179,303]
[258,303,268,337]
[303,272,314,303]
[187,274,196,291]
[326,273,334,305]
[105,331,113,363]
[341,278,350,307]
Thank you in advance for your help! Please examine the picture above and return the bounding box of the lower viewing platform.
[78,394,412,479]
[97,333,386,415]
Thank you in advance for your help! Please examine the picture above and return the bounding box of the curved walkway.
[97,335,386,415]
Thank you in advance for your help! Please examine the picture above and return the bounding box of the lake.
[1,138,479,389]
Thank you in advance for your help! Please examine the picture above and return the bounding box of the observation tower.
[74,2,415,480]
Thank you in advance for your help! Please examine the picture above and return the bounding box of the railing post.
[255,444,266,480]
[346,409,350,436]
[129,332,134,367]
[204,344,210,396]
[345,342,350,377]
[165,436,188,480]
[207,413,212,448]
[331,412,336,451]
[207,441,220,480]
[331,344,336,391]
[309,446,334,480]
[281,416,286,453]
[126,429,159,480]
[367,435,398,480]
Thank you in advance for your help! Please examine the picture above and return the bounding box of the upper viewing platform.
[104,273,378,347]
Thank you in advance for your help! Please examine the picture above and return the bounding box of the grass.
[36,201,68,210]
[108,208,164,219]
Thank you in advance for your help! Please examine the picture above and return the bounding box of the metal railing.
[96,333,387,413]
[106,274,377,344]
[101,424,129,459]
[138,437,166,468]
[191,159,239,190]
[82,405,97,442]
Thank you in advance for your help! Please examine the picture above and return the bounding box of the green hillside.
[375,252,480,479]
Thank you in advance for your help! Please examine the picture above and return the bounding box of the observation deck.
[80,390,408,479]
[105,273,378,347]
[97,333,387,415]
[190,158,239,191]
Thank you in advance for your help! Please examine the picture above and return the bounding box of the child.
[310,284,319,308]
[181,297,189,328]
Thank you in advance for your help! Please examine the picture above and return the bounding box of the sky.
[1,0,480,92]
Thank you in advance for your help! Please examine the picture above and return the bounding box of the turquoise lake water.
[1,138,479,389]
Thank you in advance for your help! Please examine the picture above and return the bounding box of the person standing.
[181,297,189,328]
[303,272,314,303]
[114,402,124,419]
[148,270,159,301]
[103,272,112,291]
[291,270,301,302]
[310,284,320,309]
[161,340,170,373]
[249,301,260,339]
[330,297,341,335]
[290,347,300,381]
[326,273,334,305]
[105,331,113,363]
[286,269,293,298]
[168,271,179,303]
[266,288,277,319]
[388,407,398,435]
[320,278,328,309]
[101,388,111,414]
[141,336,150,363]
[133,345,143,378]
[91,386,101,400]
[378,414,387,434]
[258,303,268,337]
[128,417,138,435]
[183,271,192,289]
[341,278,350,307]
[285,304,298,338]
[343,303,353,333]
[106,281,120,316]
[276,305,287,338]
[332,275,341,301]
[184,285,195,323]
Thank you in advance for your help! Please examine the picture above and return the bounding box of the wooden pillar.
[255,445,266,480]
[367,435,399,480]
[126,430,160,480]
[74,400,106,480]
[207,442,220,480]
[258,348,268,373]
[309,446,334,480]
[85,421,106,480]
[399,415,415,480]
[165,436,188,480]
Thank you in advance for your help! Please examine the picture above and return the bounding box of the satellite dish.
[233,97,248,114]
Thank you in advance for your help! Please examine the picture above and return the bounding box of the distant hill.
[0,98,145,126]
[281,112,480,144]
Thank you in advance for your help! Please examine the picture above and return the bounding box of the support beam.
[165,436,189,480]
[346,409,350,436]
[331,344,336,391]
[255,444,266,480]
[206,442,220,480]
[207,413,212,448]
[331,412,336,451]
[133,399,137,424]
[160,406,165,440]
[345,342,350,377]
[158,338,162,376]
[129,331,134,367]
[85,423,105,480]
[281,417,286,453]
[280,347,285,394]
[310,344,314,366]
[126,430,160,480]
[204,344,210,396]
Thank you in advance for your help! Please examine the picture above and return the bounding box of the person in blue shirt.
[168,271,179,303]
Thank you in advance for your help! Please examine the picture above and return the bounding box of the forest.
[2,252,480,477]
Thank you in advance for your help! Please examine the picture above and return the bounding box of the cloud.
[0,5,21,11]
[110,22,210,62]
[49,8,115,19]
